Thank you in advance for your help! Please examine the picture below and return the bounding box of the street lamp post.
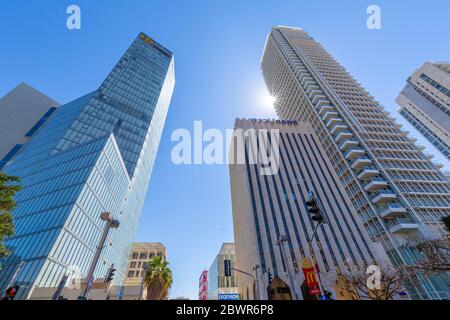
[276,235,298,300]
[80,212,119,299]
[252,265,260,300]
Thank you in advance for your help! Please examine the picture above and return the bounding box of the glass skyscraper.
[0,33,175,300]
[261,26,449,299]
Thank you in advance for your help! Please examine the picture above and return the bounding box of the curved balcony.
[318,105,334,115]
[379,204,407,218]
[364,178,388,192]
[335,131,353,143]
[315,98,330,108]
[326,118,344,128]
[330,124,348,135]
[372,190,397,204]
[433,161,444,169]
[357,168,379,180]
[322,111,339,122]
[345,148,365,160]
[340,140,359,151]
[352,158,372,170]
[386,218,419,234]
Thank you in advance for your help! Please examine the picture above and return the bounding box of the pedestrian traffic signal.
[105,265,116,283]
[306,197,324,224]
[2,285,20,300]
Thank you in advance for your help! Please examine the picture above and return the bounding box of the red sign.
[302,266,320,295]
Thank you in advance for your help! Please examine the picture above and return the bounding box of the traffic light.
[2,285,19,300]
[105,265,116,283]
[224,260,232,277]
[267,271,273,284]
[306,196,324,224]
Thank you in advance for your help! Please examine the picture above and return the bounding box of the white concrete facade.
[229,119,389,300]
[260,26,450,299]
[396,62,450,161]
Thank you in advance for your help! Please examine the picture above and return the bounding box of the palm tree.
[143,255,173,300]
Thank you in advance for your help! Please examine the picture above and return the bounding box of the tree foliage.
[144,255,173,300]
[0,172,21,258]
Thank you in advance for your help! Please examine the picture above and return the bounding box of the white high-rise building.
[396,62,450,161]
[260,26,450,299]
[229,119,390,300]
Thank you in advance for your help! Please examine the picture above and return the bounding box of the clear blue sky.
[1,0,449,299]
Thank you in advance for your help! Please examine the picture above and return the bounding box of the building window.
[132,252,138,259]
[128,271,135,278]
[140,253,148,259]
[130,262,136,268]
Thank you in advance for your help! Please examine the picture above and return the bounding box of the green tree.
[0,172,21,258]
[144,255,173,300]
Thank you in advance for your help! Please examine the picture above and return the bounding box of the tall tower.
[261,26,449,299]
[230,119,389,300]
[396,61,450,161]
[0,33,175,299]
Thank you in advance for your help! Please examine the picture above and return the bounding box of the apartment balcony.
[335,131,353,143]
[364,178,388,192]
[315,99,330,108]
[344,148,365,160]
[372,190,398,204]
[340,140,359,151]
[330,124,348,135]
[306,86,320,95]
[308,88,322,98]
[424,153,434,160]
[322,111,339,122]
[386,218,419,234]
[357,168,379,180]
[352,158,372,170]
[326,118,344,128]
[417,145,426,151]
[318,105,334,115]
[379,204,408,218]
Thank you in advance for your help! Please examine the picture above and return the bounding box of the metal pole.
[253,265,260,300]
[1,260,25,298]
[81,212,119,298]
[277,237,298,300]
[307,224,325,296]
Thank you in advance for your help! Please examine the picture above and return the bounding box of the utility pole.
[79,212,120,299]
[229,265,259,300]
[276,235,298,300]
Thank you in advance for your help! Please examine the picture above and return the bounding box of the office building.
[260,26,450,299]
[207,243,239,300]
[199,270,208,300]
[396,61,450,161]
[0,32,175,300]
[0,83,59,170]
[124,242,166,289]
[229,119,390,300]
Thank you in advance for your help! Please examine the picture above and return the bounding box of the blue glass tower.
[0,33,175,299]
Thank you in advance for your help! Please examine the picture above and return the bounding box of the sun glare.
[261,92,276,108]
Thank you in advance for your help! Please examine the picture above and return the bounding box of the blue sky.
[1,0,449,299]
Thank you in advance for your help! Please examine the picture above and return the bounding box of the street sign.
[218,293,240,300]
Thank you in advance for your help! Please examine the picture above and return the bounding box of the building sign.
[301,257,320,295]
[218,293,240,300]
